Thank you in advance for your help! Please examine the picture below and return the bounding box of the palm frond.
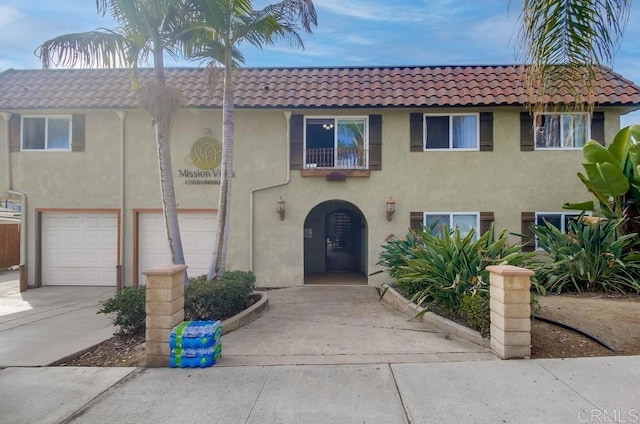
[517,0,630,113]
[36,30,134,69]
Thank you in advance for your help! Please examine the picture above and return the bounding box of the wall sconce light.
[386,197,396,221]
[276,197,286,221]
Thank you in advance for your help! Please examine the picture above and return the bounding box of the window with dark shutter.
[410,113,423,152]
[411,112,489,151]
[479,211,494,236]
[479,112,493,151]
[520,112,534,151]
[17,114,82,151]
[71,114,85,152]
[290,114,304,170]
[368,114,382,170]
[590,111,605,146]
[521,212,536,252]
[9,114,20,152]
[410,212,423,232]
[531,112,590,149]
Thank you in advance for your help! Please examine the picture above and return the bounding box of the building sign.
[179,136,223,185]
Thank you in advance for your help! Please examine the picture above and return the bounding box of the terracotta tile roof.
[0,65,639,110]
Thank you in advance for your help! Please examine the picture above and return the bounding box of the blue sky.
[0,0,639,125]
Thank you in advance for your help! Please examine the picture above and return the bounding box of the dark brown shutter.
[479,211,494,236]
[410,212,423,231]
[410,113,423,152]
[591,111,605,146]
[521,212,536,252]
[520,112,534,151]
[479,112,493,151]
[290,114,304,170]
[71,114,85,152]
[9,114,21,152]
[369,114,382,170]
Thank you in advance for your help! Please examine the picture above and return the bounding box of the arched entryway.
[303,200,368,284]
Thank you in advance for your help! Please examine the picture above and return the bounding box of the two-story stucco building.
[1,65,639,288]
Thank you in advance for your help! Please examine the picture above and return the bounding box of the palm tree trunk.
[152,47,187,278]
[208,64,234,280]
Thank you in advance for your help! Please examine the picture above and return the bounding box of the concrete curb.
[380,284,490,348]
[221,291,269,335]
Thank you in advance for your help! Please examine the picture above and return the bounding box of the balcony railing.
[304,148,368,169]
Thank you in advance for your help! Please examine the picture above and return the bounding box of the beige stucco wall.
[1,106,627,287]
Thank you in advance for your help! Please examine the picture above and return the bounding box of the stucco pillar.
[144,264,187,367]
[487,265,533,359]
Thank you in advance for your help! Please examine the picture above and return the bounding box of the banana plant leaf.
[583,140,623,169]
[576,172,616,218]
[562,201,595,211]
[583,162,629,197]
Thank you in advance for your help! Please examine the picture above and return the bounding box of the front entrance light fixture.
[277,197,286,221]
[386,197,396,221]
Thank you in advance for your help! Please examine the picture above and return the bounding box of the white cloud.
[313,0,461,23]
[0,5,21,29]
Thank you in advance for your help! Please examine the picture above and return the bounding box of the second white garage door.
[138,212,217,283]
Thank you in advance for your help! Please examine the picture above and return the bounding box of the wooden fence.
[0,223,20,269]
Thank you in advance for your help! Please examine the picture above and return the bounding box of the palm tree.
[517,0,631,113]
[36,0,192,280]
[185,0,317,280]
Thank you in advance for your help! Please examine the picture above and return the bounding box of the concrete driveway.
[219,285,495,366]
[0,270,116,367]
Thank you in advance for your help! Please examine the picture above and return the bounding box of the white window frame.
[423,212,480,239]
[534,112,590,150]
[21,115,73,151]
[535,211,583,249]
[423,113,480,151]
[303,116,369,169]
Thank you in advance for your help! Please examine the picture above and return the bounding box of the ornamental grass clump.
[533,215,640,294]
[378,224,535,333]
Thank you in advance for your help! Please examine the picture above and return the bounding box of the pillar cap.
[486,265,534,277]
[142,264,188,276]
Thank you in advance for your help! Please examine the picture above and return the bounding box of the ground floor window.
[424,212,479,239]
[535,212,581,248]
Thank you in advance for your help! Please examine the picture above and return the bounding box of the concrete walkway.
[0,279,639,423]
[219,285,495,366]
[2,356,639,424]
[0,270,116,366]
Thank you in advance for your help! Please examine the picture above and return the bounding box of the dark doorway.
[326,209,361,272]
[303,200,368,282]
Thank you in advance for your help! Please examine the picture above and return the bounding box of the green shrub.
[377,231,423,278]
[184,271,256,321]
[97,286,146,335]
[384,223,535,314]
[533,215,640,294]
[458,292,490,337]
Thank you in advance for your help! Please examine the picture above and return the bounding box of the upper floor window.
[304,117,368,169]
[424,212,479,239]
[424,113,479,150]
[535,113,589,150]
[21,116,72,151]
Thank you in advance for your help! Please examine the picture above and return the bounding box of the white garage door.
[138,212,217,283]
[42,212,118,286]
